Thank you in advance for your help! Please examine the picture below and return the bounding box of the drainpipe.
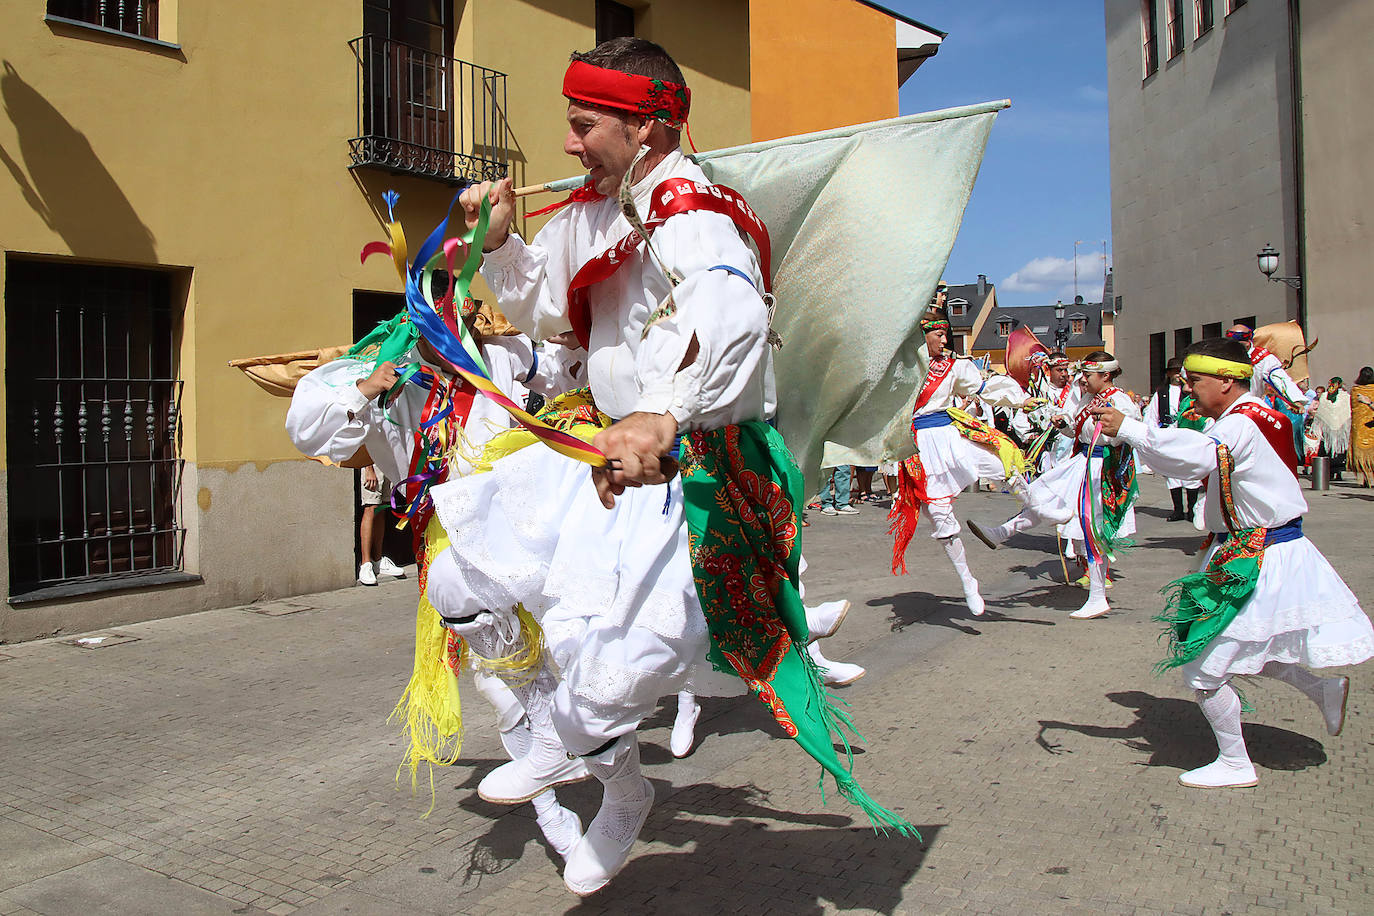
[1287,0,1307,335]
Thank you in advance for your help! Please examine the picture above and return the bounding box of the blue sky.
[889,1,1112,306]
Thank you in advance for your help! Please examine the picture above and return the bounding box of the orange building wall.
[749,0,898,142]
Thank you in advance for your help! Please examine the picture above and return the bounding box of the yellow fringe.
[389,516,464,815]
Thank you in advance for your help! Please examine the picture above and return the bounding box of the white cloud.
[1000,251,1112,302]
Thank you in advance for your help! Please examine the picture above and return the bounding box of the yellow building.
[0,0,937,642]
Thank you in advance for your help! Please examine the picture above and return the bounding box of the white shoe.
[357,562,377,586]
[1178,756,1258,788]
[1069,598,1110,619]
[966,519,999,550]
[835,505,860,515]
[820,506,838,516]
[376,557,406,578]
[805,600,851,642]
[808,642,866,686]
[962,583,985,617]
[537,804,583,862]
[1322,676,1350,736]
[478,750,592,805]
[820,659,867,687]
[670,700,701,758]
[563,777,654,896]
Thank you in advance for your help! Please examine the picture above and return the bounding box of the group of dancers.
[285,37,1370,895]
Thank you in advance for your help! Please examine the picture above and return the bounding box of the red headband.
[563,60,691,129]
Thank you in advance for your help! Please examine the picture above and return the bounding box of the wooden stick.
[513,183,554,198]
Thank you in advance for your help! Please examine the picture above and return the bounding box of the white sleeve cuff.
[1117,416,1149,447]
[630,382,676,419]
[340,381,373,418]
[479,231,526,269]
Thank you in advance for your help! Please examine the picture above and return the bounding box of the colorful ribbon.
[358,191,607,469]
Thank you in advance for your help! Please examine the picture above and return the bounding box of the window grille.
[4,260,184,597]
[997,321,1012,338]
[1071,318,1087,336]
[47,0,159,39]
[596,1,636,43]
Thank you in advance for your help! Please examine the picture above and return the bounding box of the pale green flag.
[695,101,1006,492]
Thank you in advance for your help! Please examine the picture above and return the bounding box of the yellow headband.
[1183,354,1253,379]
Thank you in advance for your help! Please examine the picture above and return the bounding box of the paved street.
[2,475,1371,915]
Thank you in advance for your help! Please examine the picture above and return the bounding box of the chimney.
[977,274,987,296]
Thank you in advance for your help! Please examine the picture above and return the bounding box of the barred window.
[47,1,159,39]
[1141,0,1160,78]
[5,259,185,598]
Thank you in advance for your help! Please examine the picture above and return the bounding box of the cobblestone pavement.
[2,476,1371,915]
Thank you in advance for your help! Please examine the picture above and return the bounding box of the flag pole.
[509,99,1011,197]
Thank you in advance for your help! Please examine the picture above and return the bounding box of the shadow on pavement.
[452,782,936,913]
[1140,533,1206,555]
[1034,690,1327,773]
[874,591,1053,634]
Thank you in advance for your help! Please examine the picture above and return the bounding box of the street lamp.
[1053,299,1069,352]
[1256,243,1302,289]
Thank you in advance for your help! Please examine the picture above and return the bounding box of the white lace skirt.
[1181,537,1374,686]
[916,424,1013,501]
[428,444,740,719]
[1023,453,1136,544]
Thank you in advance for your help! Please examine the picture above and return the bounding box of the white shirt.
[1117,393,1308,532]
[1060,387,1140,446]
[480,149,770,430]
[1250,348,1306,406]
[914,357,1028,417]
[285,335,537,484]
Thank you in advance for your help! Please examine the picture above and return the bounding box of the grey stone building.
[1105,0,1299,389]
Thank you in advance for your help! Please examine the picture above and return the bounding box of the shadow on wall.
[0,60,156,262]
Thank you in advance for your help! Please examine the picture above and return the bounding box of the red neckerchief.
[1230,399,1299,476]
[914,357,955,413]
[565,178,773,349]
[1074,386,1121,440]
[1054,382,1070,408]
[1248,345,1272,366]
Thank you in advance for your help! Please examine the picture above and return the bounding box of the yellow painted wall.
[748,0,897,141]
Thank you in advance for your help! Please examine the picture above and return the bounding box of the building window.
[1226,0,1246,14]
[1202,321,1222,339]
[948,297,968,318]
[1071,317,1087,336]
[1150,332,1167,390]
[1166,0,1185,59]
[1233,314,1256,329]
[47,0,158,39]
[596,0,635,43]
[4,260,185,597]
[1174,326,1194,358]
[1141,0,1160,78]
[1195,0,1214,36]
[996,319,1012,338]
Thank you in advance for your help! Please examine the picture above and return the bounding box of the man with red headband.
[430,37,911,896]
[1226,324,1306,410]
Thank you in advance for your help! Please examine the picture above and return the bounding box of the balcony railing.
[349,35,509,186]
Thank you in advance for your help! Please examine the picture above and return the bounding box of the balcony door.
[362,1,454,170]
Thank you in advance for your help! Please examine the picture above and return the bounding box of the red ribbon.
[564,178,773,349]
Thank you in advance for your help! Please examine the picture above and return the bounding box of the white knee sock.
[994,513,1034,542]
[586,736,652,843]
[942,536,984,615]
[1259,661,1324,705]
[1196,684,1251,766]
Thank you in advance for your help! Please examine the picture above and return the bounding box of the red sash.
[1073,386,1121,440]
[1249,346,1272,366]
[1054,383,1070,408]
[565,179,773,349]
[913,358,955,413]
[1231,400,1299,476]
